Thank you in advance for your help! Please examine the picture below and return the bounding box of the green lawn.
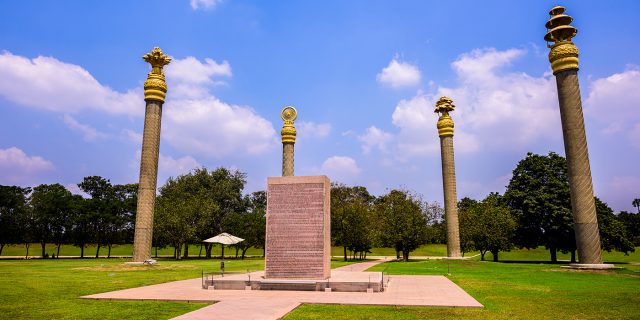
[0,256,363,320]
[1,247,638,319]
[286,248,640,320]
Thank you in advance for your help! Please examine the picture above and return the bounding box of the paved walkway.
[82,259,482,319]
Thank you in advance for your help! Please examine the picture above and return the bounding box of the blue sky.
[1,1,639,212]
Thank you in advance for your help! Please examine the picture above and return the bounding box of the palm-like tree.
[633,198,640,214]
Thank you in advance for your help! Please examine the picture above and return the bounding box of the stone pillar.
[281,106,297,176]
[132,47,171,262]
[545,6,603,265]
[435,97,461,258]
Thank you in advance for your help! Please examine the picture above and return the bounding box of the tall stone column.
[281,106,297,176]
[545,6,603,265]
[435,97,461,258]
[132,47,171,262]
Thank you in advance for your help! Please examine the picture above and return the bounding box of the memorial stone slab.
[265,176,330,279]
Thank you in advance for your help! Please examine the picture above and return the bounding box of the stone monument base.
[562,263,617,270]
[265,175,331,279]
[203,270,383,292]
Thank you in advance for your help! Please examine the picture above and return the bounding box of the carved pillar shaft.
[555,70,603,264]
[545,6,603,264]
[434,97,461,258]
[440,135,461,257]
[132,47,171,262]
[282,142,294,176]
[132,101,163,262]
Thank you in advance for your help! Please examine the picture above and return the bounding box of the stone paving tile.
[82,259,483,320]
[171,299,301,320]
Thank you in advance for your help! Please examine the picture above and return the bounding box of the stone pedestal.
[265,176,331,279]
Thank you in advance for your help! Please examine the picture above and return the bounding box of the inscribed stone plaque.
[265,176,331,279]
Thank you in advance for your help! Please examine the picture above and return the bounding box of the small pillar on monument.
[435,96,461,258]
[266,106,331,280]
[132,47,171,262]
[545,6,605,265]
[281,106,297,176]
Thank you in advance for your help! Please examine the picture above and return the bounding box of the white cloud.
[451,48,524,84]
[62,114,108,141]
[358,126,392,154]
[165,56,231,98]
[382,48,558,158]
[377,58,421,88]
[122,129,143,144]
[163,97,277,157]
[0,52,276,159]
[65,183,89,198]
[585,68,640,145]
[160,56,277,158]
[132,150,201,184]
[0,147,54,184]
[190,0,223,10]
[298,121,331,139]
[389,93,441,157]
[320,156,361,180]
[0,51,141,116]
[159,153,201,178]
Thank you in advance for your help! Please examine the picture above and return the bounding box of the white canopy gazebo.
[203,233,244,275]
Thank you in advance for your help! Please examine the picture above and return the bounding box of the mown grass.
[2,247,638,319]
[286,248,640,320]
[0,256,363,320]
[0,258,261,320]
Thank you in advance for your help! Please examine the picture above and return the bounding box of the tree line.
[331,152,638,262]
[1,152,638,261]
[0,176,137,258]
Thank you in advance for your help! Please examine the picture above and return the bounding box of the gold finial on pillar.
[281,106,297,143]
[281,106,297,176]
[545,6,579,74]
[143,47,171,103]
[435,96,455,137]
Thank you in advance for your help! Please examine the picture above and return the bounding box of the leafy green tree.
[505,152,636,262]
[0,186,30,255]
[69,195,91,258]
[77,177,138,258]
[633,198,640,214]
[154,167,247,260]
[618,211,640,246]
[458,197,478,256]
[375,189,428,261]
[459,193,516,261]
[331,184,376,261]
[105,183,137,257]
[222,209,265,259]
[424,201,445,244]
[504,152,575,262]
[246,191,267,256]
[29,184,74,258]
[595,198,635,255]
